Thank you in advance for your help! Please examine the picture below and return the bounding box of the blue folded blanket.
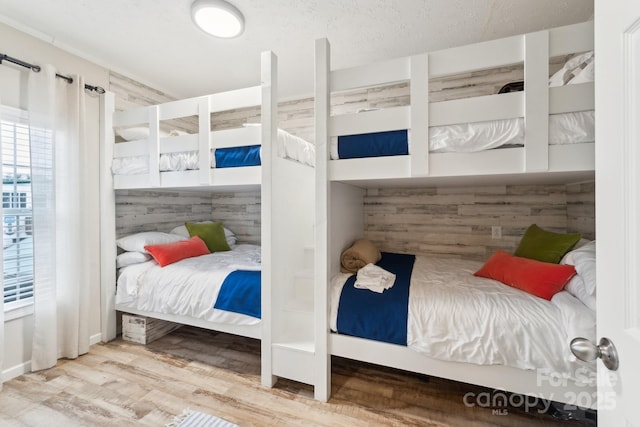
[214,270,261,319]
[336,252,415,345]
[215,145,261,168]
[337,130,408,159]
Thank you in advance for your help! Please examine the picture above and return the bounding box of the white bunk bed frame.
[318,21,595,187]
[98,51,316,390]
[314,22,597,408]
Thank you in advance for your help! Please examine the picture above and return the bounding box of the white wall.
[0,22,109,378]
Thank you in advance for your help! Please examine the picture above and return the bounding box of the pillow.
[568,59,594,85]
[185,221,231,252]
[170,222,237,246]
[561,240,596,295]
[572,238,592,251]
[474,250,576,300]
[116,251,152,268]
[145,236,210,267]
[514,224,581,264]
[116,232,186,253]
[564,275,596,311]
[548,51,594,87]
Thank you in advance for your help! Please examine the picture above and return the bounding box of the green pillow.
[185,221,231,252]
[514,224,581,264]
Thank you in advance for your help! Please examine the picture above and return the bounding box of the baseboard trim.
[2,360,31,382]
[3,333,103,382]
[90,332,102,346]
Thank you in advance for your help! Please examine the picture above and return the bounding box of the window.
[1,107,34,311]
[3,192,28,209]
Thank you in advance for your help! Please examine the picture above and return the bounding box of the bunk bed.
[317,22,594,187]
[108,94,314,191]
[99,51,316,389]
[314,22,597,409]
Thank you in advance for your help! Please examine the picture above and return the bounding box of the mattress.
[116,244,262,326]
[330,255,596,382]
[112,128,315,175]
[330,111,595,159]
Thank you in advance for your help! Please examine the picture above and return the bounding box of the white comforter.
[116,244,261,325]
[330,111,595,158]
[330,256,596,382]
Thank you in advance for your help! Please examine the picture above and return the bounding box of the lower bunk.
[115,230,263,342]
[328,238,597,410]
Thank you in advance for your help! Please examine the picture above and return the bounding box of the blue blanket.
[336,252,415,345]
[337,130,408,159]
[214,270,261,319]
[214,145,261,168]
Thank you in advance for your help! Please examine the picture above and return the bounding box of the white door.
[595,0,640,425]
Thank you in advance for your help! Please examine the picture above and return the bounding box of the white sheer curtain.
[28,65,91,371]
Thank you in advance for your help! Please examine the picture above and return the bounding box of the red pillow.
[144,236,210,267]
[474,250,576,300]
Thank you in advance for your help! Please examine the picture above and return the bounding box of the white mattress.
[112,128,315,175]
[116,244,261,326]
[330,256,596,383]
[329,111,595,159]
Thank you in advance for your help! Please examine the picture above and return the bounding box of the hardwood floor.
[0,326,594,426]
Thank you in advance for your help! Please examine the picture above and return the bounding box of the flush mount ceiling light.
[191,0,245,39]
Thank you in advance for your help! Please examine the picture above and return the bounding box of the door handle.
[570,337,619,371]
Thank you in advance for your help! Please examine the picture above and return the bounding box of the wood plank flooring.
[0,327,594,426]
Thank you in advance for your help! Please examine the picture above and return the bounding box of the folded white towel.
[354,263,396,293]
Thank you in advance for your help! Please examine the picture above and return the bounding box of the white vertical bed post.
[524,30,550,172]
[148,106,161,187]
[198,97,212,185]
[260,50,276,388]
[314,37,330,402]
[99,91,117,342]
[410,53,429,177]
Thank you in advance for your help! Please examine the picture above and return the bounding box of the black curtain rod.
[0,52,105,94]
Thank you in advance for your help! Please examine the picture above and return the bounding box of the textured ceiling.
[0,0,593,99]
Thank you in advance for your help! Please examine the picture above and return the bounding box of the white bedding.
[112,128,315,175]
[116,244,261,326]
[330,256,596,383]
[329,111,595,159]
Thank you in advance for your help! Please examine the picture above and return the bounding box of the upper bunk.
[315,21,595,188]
[104,51,314,192]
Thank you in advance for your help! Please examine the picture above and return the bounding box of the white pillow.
[561,240,596,295]
[568,59,594,85]
[549,51,594,87]
[116,251,152,268]
[170,222,236,245]
[564,275,596,311]
[116,232,186,253]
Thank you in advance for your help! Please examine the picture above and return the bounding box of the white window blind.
[1,107,34,308]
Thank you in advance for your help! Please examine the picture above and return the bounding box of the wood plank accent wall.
[364,182,595,261]
[115,190,217,238]
[115,190,261,244]
[567,181,596,240]
[210,191,261,245]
